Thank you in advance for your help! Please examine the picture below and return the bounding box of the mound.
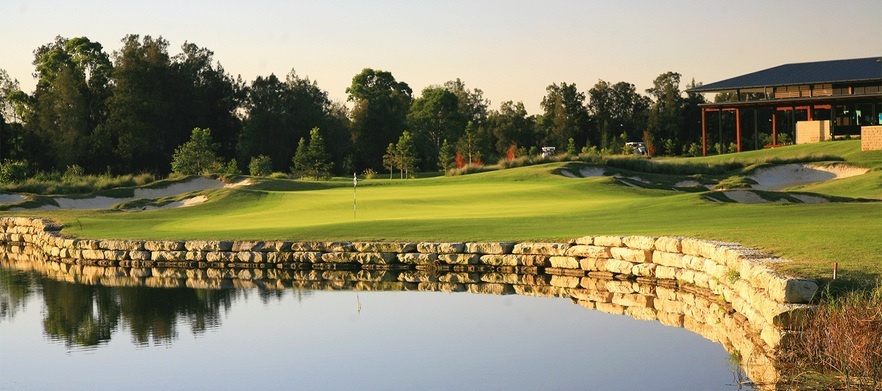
[749,164,869,191]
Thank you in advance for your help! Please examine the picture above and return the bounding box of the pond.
[0,256,760,390]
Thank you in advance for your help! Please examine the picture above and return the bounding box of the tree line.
[0,34,713,178]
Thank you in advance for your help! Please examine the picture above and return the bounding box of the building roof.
[688,57,882,93]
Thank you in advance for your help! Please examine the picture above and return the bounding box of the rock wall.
[0,216,817,358]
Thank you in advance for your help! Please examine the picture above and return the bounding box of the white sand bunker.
[749,164,869,191]
[561,167,606,178]
[0,193,25,204]
[722,190,829,204]
[11,177,245,211]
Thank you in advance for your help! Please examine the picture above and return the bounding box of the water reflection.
[1,250,776,389]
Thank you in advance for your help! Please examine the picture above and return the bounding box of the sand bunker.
[722,190,831,204]
[8,177,244,211]
[561,167,605,178]
[749,164,869,191]
[0,193,25,204]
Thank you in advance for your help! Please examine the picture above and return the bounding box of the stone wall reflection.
[2,247,778,388]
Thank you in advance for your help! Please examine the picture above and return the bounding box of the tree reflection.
[117,287,233,346]
[0,267,37,321]
[41,278,119,347]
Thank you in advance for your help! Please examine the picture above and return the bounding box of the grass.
[4,140,881,281]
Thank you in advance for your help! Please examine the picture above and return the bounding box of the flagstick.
[353,172,358,219]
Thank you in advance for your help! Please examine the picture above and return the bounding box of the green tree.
[171,128,220,175]
[540,82,589,150]
[646,72,684,155]
[248,155,272,176]
[407,86,467,169]
[488,101,535,156]
[98,35,179,173]
[395,131,418,178]
[443,78,489,125]
[382,142,397,179]
[292,128,332,179]
[346,68,412,171]
[438,138,455,172]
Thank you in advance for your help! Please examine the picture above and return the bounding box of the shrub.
[249,155,273,177]
[0,160,30,183]
[171,128,220,175]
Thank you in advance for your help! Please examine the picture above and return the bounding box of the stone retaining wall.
[0,216,817,354]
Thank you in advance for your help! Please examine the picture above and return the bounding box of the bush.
[171,128,220,175]
[0,160,30,184]
[249,155,273,177]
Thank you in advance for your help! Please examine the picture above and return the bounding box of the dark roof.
[688,57,882,93]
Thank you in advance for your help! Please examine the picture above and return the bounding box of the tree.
[395,131,418,179]
[248,155,272,176]
[171,128,220,175]
[443,78,489,125]
[382,142,397,179]
[587,80,650,150]
[438,138,455,172]
[292,127,332,179]
[98,35,179,173]
[646,72,684,155]
[346,68,412,171]
[488,101,535,156]
[407,86,466,170]
[540,82,589,150]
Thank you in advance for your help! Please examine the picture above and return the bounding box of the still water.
[0,266,752,390]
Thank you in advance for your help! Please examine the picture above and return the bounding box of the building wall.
[861,125,882,151]
[795,120,830,144]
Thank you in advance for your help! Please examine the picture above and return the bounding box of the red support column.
[701,108,707,156]
[735,108,742,152]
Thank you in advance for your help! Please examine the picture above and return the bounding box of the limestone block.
[623,236,656,250]
[288,242,327,252]
[289,252,323,263]
[205,252,235,263]
[653,251,685,268]
[766,276,818,304]
[549,256,580,269]
[593,235,623,247]
[595,302,625,316]
[550,275,580,288]
[101,240,143,251]
[577,300,596,310]
[601,259,636,275]
[565,245,611,259]
[399,253,438,264]
[626,306,658,321]
[631,263,656,277]
[579,258,603,271]
[512,242,571,256]
[655,265,680,280]
[417,242,465,254]
[438,253,481,265]
[76,240,101,250]
[573,236,594,245]
[232,241,264,252]
[184,240,233,252]
[479,254,519,266]
[610,247,652,263]
[464,242,516,254]
[81,249,105,260]
[680,238,719,258]
[654,237,682,253]
[103,250,128,261]
[676,269,696,285]
[236,251,265,263]
[129,250,151,261]
[570,289,613,303]
[152,251,186,262]
[352,242,417,253]
[144,240,184,251]
[613,293,654,308]
[604,279,637,294]
[323,242,355,252]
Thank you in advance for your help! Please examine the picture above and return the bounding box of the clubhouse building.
[687,57,882,155]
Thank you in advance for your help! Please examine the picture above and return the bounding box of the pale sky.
[2,0,880,114]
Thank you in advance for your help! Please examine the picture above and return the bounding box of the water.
[0,266,753,391]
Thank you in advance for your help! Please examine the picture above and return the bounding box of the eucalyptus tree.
[98,35,180,173]
[646,71,684,155]
[587,80,650,149]
[487,101,535,156]
[540,82,589,150]
[443,78,489,125]
[27,36,113,171]
[346,68,412,171]
[407,86,466,170]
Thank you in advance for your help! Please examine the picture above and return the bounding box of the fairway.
[9,141,882,280]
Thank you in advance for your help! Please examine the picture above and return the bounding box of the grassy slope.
[11,140,882,281]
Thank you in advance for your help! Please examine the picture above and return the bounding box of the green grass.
[6,140,882,281]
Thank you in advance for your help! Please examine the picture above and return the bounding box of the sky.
[2,0,880,114]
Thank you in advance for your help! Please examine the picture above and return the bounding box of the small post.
[833,262,838,280]
[353,172,358,219]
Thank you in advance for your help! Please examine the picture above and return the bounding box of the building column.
[753,109,759,150]
[718,108,723,154]
[772,111,778,146]
[701,108,707,156]
[735,108,742,152]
